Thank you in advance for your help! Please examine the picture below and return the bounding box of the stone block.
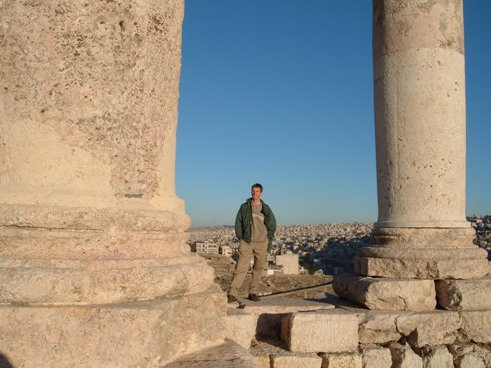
[390,345,423,368]
[359,328,401,344]
[281,310,358,353]
[460,310,491,343]
[0,258,215,304]
[422,346,453,368]
[272,354,322,368]
[241,297,334,339]
[436,278,491,310]
[395,310,460,347]
[362,346,392,368]
[0,288,225,368]
[320,353,362,368]
[225,309,258,349]
[455,354,485,368]
[333,274,436,311]
[358,311,402,344]
[448,343,491,368]
[355,246,489,280]
[253,355,271,368]
[164,339,260,368]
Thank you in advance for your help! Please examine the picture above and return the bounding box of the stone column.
[0,1,225,367]
[356,0,488,279]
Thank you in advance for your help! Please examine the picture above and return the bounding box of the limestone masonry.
[0,0,489,367]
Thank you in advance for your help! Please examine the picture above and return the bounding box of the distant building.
[219,245,233,257]
[196,242,219,255]
[275,254,299,275]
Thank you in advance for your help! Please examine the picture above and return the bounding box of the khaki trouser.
[229,239,268,297]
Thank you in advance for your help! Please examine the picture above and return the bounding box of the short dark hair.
[251,183,263,192]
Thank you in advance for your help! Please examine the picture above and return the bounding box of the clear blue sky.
[176,1,491,227]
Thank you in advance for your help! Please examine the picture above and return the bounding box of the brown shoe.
[227,294,238,303]
[248,293,260,302]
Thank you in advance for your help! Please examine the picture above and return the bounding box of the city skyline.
[177,1,491,226]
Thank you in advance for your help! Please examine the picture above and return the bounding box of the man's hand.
[267,239,273,253]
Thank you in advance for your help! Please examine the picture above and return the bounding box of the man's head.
[251,183,263,202]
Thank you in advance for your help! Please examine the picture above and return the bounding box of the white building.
[275,254,299,275]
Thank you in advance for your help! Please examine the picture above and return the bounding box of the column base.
[333,274,436,311]
[357,227,489,279]
[0,286,226,368]
[355,247,488,279]
[436,277,491,311]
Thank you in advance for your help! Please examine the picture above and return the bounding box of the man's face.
[251,187,262,201]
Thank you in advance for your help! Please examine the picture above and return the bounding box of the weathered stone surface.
[225,309,258,349]
[333,274,436,311]
[355,254,489,280]
[370,228,477,249]
[0,257,214,304]
[0,288,225,368]
[281,310,358,353]
[422,346,453,368]
[460,310,491,343]
[367,0,489,282]
[241,297,334,339]
[390,345,423,368]
[253,355,271,368]
[164,339,259,368]
[0,1,229,367]
[362,346,392,368]
[272,354,322,368]
[0,1,185,207]
[373,0,467,228]
[357,310,402,344]
[395,311,460,347]
[359,328,401,345]
[436,278,491,310]
[455,354,485,368]
[448,344,491,368]
[320,353,362,368]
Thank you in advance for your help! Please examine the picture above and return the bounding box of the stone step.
[163,339,259,368]
[333,273,437,311]
[225,297,335,346]
[436,276,491,310]
[249,339,322,368]
[281,309,359,353]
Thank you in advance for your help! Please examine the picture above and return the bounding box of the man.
[227,183,276,303]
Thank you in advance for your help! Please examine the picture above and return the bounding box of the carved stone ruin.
[0,1,225,367]
[334,0,489,311]
[0,0,489,367]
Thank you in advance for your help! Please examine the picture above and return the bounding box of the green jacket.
[235,198,276,243]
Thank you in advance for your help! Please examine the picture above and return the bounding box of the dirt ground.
[202,254,333,297]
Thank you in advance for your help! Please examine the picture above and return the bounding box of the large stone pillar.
[0,1,225,367]
[356,0,488,279]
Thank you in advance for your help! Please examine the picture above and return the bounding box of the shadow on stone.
[257,313,286,339]
[0,354,14,368]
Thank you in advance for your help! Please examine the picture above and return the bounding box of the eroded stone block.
[460,310,491,343]
[281,310,358,353]
[358,310,402,344]
[272,354,322,368]
[0,289,225,368]
[390,345,422,368]
[422,346,453,368]
[455,354,485,368]
[253,355,271,368]
[436,278,491,310]
[225,309,258,349]
[395,311,460,347]
[320,353,362,368]
[333,274,436,311]
[362,346,392,368]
